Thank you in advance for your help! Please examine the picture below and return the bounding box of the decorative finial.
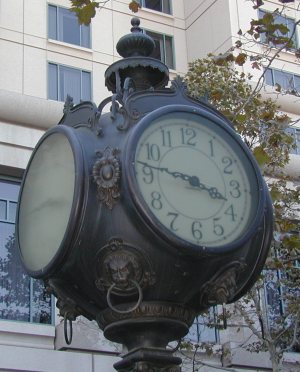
[116,17,155,58]
[131,17,141,33]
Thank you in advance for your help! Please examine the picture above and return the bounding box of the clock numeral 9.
[180,128,197,146]
[151,191,163,210]
[146,143,160,161]
[141,164,153,184]
[191,221,202,240]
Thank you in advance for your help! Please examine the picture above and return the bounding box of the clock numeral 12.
[180,128,197,146]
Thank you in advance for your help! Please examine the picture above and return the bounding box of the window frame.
[139,0,172,15]
[143,29,175,70]
[265,68,300,94]
[48,62,92,103]
[0,176,55,325]
[286,127,300,155]
[258,9,298,49]
[48,4,91,49]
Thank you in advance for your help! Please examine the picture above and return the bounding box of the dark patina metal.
[17,18,273,371]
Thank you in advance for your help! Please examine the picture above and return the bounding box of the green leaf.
[253,146,271,166]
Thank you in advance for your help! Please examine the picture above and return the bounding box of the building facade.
[0,0,299,371]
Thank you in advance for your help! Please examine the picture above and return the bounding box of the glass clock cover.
[127,106,265,253]
[17,130,77,274]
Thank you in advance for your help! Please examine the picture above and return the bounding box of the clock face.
[127,107,263,252]
[17,127,84,276]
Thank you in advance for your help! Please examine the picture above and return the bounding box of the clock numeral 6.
[191,221,202,240]
[151,191,163,210]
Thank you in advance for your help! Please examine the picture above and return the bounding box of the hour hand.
[137,161,227,201]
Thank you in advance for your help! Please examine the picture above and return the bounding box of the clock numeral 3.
[229,180,241,198]
[151,191,163,210]
[192,220,202,240]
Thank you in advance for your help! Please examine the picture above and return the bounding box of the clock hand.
[137,161,227,201]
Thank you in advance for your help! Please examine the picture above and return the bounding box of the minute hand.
[137,161,227,201]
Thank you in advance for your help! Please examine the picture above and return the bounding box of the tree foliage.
[69,0,140,25]
[184,2,300,370]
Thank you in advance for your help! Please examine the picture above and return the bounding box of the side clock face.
[127,106,264,253]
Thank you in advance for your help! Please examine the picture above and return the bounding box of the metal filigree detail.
[63,94,74,114]
[98,301,195,329]
[170,76,188,94]
[92,147,121,209]
[199,261,247,306]
[95,238,156,296]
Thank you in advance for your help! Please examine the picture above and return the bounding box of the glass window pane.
[81,24,91,48]
[0,179,53,324]
[48,63,58,100]
[146,31,163,61]
[265,68,274,86]
[9,201,17,222]
[82,71,91,101]
[0,200,7,220]
[59,8,80,46]
[165,35,174,69]
[48,5,57,40]
[162,0,171,14]
[60,66,81,103]
[273,70,293,90]
[294,75,300,92]
[31,279,52,324]
[145,0,162,12]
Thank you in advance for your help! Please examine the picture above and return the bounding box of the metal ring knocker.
[106,279,143,314]
[64,313,73,345]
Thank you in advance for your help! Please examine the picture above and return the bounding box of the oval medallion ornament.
[92,146,121,209]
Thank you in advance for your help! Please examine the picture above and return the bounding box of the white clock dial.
[133,110,260,248]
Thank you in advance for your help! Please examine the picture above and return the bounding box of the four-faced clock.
[125,105,265,254]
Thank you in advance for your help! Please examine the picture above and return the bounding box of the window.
[259,10,298,48]
[144,30,175,69]
[48,63,92,104]
[286,127,300,155]
[265,68,300,93]
[0,178,53,324]
[187,307,219,344]
[48,5,91,48]
[139,0,172,14]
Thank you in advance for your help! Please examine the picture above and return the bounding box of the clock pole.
[16,17,273,372]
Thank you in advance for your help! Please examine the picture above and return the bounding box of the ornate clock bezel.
[124,104,267,256]
[16,125,87,278]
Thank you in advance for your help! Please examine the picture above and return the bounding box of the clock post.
[16,18,273,371]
